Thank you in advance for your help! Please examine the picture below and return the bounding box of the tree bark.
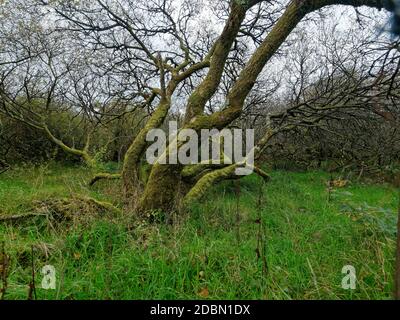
[138,1,249,213]
[133,0,389,214]
[122,98,171,194]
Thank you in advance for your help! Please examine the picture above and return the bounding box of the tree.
[0,1,148,169]
[252,21,400,173]
[1,0,396,214]
[135,0,394,213]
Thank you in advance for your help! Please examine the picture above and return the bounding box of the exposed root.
[89,173,121,186]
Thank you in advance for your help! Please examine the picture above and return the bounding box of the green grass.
[0,163,398,300]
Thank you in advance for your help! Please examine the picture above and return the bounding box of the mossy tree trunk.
[121,97,171,194]
[137,0,309,213]
[124,0,387,213]
[120,39,214,199]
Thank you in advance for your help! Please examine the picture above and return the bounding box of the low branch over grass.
[0,196,122,224]
[89,173,122,187]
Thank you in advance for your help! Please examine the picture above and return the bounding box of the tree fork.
[130,0,390,214]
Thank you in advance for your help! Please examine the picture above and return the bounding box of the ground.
[0,163,398,299]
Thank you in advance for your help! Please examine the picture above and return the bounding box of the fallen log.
[0,196,122,224]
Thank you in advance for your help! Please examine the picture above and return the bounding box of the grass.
[0,163,398,300]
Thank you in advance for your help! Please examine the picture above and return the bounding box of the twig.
[28,245,37,300]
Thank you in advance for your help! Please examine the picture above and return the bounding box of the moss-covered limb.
[189,1,309,133]
[89,173,121,186]
[227,2,308,111]
[122,51,212,195]
[1,96,98,168]
[183,164,238,205]
[174,58,212,83]
[183,2,248,123]
[249,1,387,95]
[121,51,213,190]
[42,124,97,168]
[181,162,227,179]
[132,0,387,214]
[182,162,270,206]
[251,166,271,182]
[82,130,93,154]
[180,154,231,182]
[173,32,216,78]
[0,196,122,223]
[74,195,123,215]
[139,136,232,212]
[186,1,385,133]
[121,99,171,192]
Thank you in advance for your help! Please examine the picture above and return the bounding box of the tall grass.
[0,164,398,299]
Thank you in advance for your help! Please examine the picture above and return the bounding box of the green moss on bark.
[122,99,171,193]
